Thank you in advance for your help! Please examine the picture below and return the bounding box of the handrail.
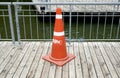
[13,2,120,5]
[0,2,11,5]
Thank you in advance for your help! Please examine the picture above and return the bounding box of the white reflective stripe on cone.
[54,31,64,36]
[56,14,62,19]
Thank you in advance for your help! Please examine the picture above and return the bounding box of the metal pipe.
[14,4,21,45]
[69,5,72,43]
[17,14,120,17]
[8,5,15,44]
[13,2,120,5]
[0,2,11,5]
[20,39,120,41]
[2,10,8,39]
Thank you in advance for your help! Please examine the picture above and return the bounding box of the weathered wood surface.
[0,41,120,78]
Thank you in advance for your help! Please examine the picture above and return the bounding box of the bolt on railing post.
[14,4,21,45]
[8,4,15,44]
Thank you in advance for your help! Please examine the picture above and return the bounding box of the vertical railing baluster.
[43,13,45,40]
[22,11,27,39]
[110,12,115,39]
[2,10,8,39]
[49,4,52,39]
[103,12,107,39]
[89,12,93,39]
[29,5,33,39]
[116,17,120,39]
[96,12,100,39]
[76,12,78,39]
[8,4,15,44]
[15,4,21,44]
[83,7,86,39]
[36,11,39,39]
[69,5,72,42]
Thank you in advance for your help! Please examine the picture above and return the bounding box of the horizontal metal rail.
[17,15,120,17]
[20,39,120,41]
[13,2,120,5]
[0,2,11,5]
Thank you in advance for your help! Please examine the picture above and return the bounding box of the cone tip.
[56,8,62,14]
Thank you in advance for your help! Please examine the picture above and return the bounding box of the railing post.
[69,5,72,43]
[8,4,15,44]
[14,4,21,45]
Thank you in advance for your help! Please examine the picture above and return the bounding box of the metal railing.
[0,2,120,44]
[0,2,15,44]
[13,2,120,44]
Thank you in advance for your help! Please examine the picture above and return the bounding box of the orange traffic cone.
[42,8,75,66]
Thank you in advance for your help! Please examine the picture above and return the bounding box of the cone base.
[42,53,75,66]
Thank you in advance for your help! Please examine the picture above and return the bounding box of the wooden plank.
[0,42,14,64]
[88,42,104,78]
[0,42,26,78]
[48,63,56,78]
[102,42,120,77]
[114,42,120,57]
[78,42,89,78]
[93,42,112,78]
[40,42,51,78]
[0,42,2,44]
[6,42,30,78]
[0,42,3,46]
[26,42,45,78]
[83,42,97,78]
[68,42,76,78]
[74,42,83,78]
[97,42,118,78]
[62,63,69,78]
[0,42,6,54]
[48,44,57,78]
[20,42,41,78]
[111,42,120,74]
[34,42,50,78]
[40,59,50,78]
[62,42,70,78]
[117,42,120,55]
[13,42,36,78]
[0,42,14,57]
[0,42,7,57]
[111,42,120,63]
[55,66,62,78]
[0,43,18,74]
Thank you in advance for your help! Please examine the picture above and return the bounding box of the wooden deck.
[0,41,120,78]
